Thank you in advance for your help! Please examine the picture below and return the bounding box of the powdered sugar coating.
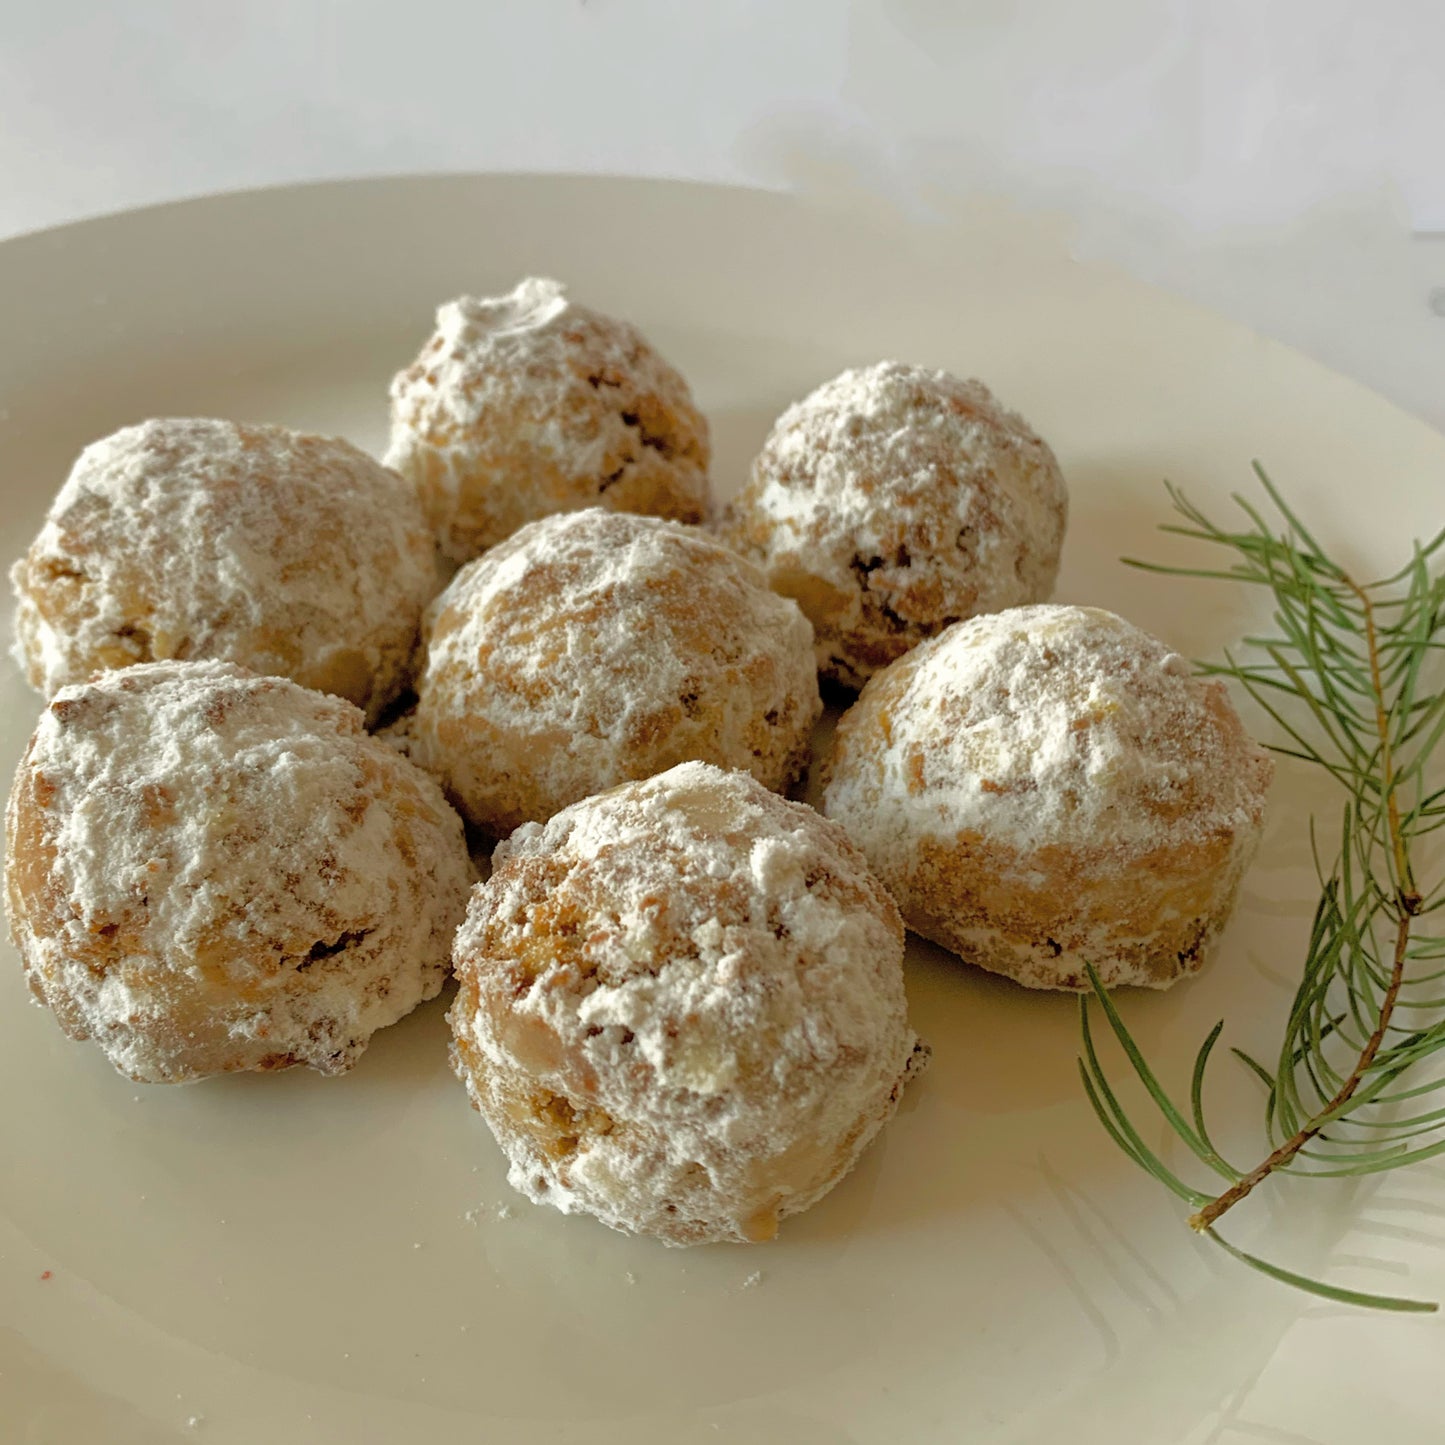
[410,509,821,835]
[822,605,1273,989]
[4,661,472,1082]
[385,277,711,564]
[10,418,441,724]
[719,362,1068,689]
[449,761,926,1245]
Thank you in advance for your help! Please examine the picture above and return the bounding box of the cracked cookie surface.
[448,761,927,1244]
[4,660,471,1082]
[719,361,1067,690]
[9,417,440,724]
[409,509,820,836]
[385,277,711,565]
[822,605,1273,990]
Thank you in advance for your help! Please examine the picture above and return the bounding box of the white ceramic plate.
[3,177,1444,1445]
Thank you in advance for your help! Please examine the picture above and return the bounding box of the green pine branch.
[1079,466,1445,1313]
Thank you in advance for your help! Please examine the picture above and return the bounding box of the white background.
[1,0,1443,428]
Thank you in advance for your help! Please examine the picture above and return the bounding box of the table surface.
[0,2,1442,414]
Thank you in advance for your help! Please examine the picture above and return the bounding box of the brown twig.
[1345,576,1419,908]
[1189,910,1413,1231]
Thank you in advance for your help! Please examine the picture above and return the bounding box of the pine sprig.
[1079,466,1445,1313]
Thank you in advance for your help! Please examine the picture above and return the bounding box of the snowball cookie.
[4,661,472,1083]
[385,277,711,565]
[719,362,1068,690]
[449,761,927,1245]
[411,508,821,836]
[822,605,1273,991]
[10,418,440,724]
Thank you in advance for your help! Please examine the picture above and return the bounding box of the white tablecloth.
[2,0,1442,429]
